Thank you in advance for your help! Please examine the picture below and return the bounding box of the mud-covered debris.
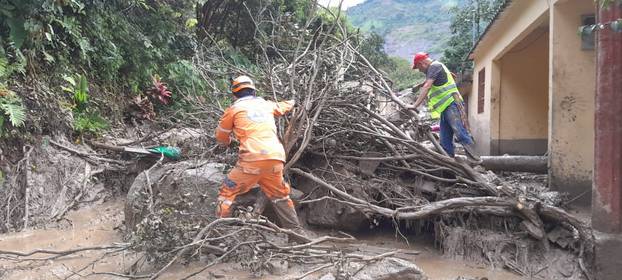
[538,191,563,206]
[125,160,227,231]
[267,259,288,275]
[548,226,576,249]
[318,273,336,280]
[154,127,209,157]
[0,138,124,232]
[296,164,370,231]
[350,257,427,280]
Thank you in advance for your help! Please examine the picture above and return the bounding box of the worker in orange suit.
[214,75,302,230]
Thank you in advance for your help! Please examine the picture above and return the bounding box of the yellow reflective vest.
[427,61,460,119]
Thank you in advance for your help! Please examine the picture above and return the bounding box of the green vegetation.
[347,0,466,59]
[357,28,423,90]
[73,111,109,137]
[60,74,108,137]
[0,0,201,137]
[0,0,364,138]
[0,0,440,141]
[0,86,26,135]
[385,57,424,90]
[443,0,506,72]
[62,74,89,111]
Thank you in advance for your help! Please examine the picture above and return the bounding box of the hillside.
[347,0,465,60]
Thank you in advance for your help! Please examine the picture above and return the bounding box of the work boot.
[462,142,481,162]
[271,199,311,243]
[251,191,269,218]
[271,199,302,229]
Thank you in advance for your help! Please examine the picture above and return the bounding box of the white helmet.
[231,75,256,94]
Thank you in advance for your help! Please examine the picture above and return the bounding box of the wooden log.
[479,155,548,174]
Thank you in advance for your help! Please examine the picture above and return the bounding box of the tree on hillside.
[443,0,506,72]
[359,32,391,69]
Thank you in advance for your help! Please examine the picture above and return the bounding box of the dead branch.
[21,145,33,230]
[0,244,129,260]
[291,168,572,241]
[49,139,129,168]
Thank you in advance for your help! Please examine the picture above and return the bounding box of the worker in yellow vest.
[408,52,480,161]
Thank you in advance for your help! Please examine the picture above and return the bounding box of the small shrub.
[73,111,108,137]
[164,60,207,97]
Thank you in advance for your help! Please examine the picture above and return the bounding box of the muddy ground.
[0,200,527,280]
[0,135,591,279]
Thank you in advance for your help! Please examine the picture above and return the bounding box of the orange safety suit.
[214,96,298,225]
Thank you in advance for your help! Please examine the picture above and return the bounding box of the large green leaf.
[0,102,26,127]
[79,75,89,94]
[75,75,89,105]
[6,17,26,49]
[0,53,8,80]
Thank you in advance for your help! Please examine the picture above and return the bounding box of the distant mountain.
[347,0,466,60]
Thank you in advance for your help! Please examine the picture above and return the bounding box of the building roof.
[467,0,513,60]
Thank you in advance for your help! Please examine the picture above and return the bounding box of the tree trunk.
[479,155,547,174]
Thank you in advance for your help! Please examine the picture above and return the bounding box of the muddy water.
[353,231,525,280]
[0,201,525,280]
[0,200,136,280]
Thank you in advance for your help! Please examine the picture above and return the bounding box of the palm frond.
[0,102,26,127]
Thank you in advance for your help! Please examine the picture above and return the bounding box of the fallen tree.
[480,155,548,174]
[222,5,591,279]
[181,2,594,278]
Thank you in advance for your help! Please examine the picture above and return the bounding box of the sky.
[317,0,367,10]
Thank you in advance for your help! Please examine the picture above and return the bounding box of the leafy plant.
[149,75,172,105]
[62,74,89,111]
[0,52,8,81]
[60,74,109,137]
[443,0,506,72]
[73,111,108,137]
[5,15,26,49]
[0,86,26,134]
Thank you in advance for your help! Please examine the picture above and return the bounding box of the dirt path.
[0,201,526,280]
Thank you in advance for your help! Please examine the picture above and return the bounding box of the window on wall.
[477,68,485,114]
[581,14,596,50]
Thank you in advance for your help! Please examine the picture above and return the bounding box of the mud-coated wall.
[549,0,596,204]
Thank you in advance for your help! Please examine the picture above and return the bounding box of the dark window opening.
[477,68,485,114]
[581,14,596,50]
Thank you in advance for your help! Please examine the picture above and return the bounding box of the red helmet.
[412,52,429,69]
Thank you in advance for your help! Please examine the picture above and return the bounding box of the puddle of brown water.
[342,231,526,280]
[0,200,134,279]
[0,201,526,280]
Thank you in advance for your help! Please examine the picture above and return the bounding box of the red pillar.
[593,1,622,233]
[593,3,622,280]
